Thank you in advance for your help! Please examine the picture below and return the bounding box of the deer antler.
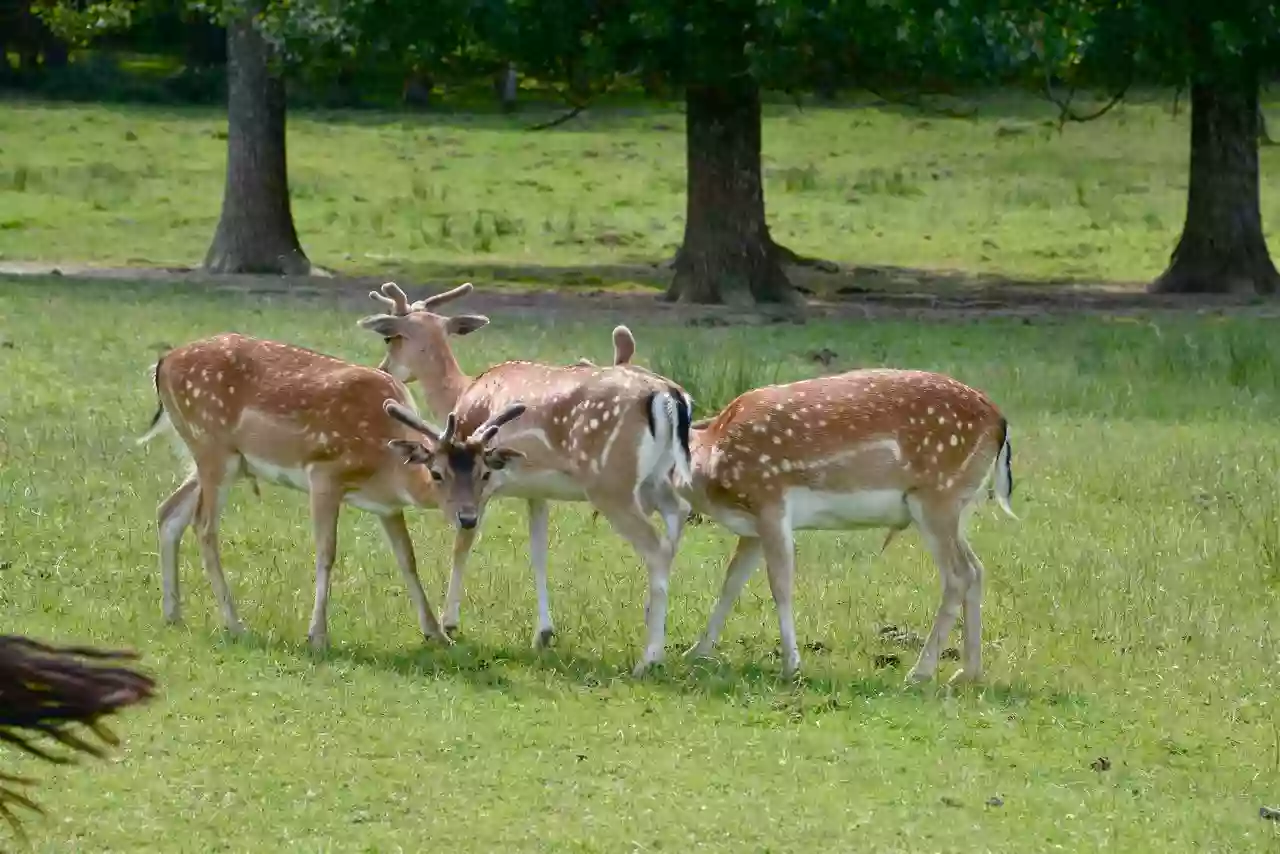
[470,402,528,446]
[368,282,412,316]
[411,282,474,312]
[383,399,442,441]
[440,412,458,445]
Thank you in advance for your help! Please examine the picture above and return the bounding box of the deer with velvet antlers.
[358,282,693,675]
[680,368,1016,683]
[137,331,527,649]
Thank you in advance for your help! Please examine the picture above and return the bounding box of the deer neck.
[409,347,472,420]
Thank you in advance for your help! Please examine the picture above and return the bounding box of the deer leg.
[686,536,763,660]
[905,497,969,684]
[379,511,450,644]
[758,511,801,679]
[305,473,344,651]
[527,498,556,649]
[157,472,200,624]
[954,539,986,684]
[442,525,478,637]
[193,456,244,634]
[589,492,675,677]
[651,481,691,553]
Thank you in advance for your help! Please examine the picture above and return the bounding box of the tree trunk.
[667,78,798,306]
[203,10,309,275]
[1151,69,1279,294]
[42,37,68,71]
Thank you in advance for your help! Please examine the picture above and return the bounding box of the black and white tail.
[992,419,1017,520]
[136,358,172,446]
[644,387,694,488]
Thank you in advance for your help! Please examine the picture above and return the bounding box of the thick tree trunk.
[667,78,798,306]
[1151,70,1279,294]
[204,11,309,275]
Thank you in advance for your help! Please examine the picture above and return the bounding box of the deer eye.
[382,336,396,344]
[482,471,492,482]
[430,470,443,482]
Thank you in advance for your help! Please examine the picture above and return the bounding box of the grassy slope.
[5,90,1280,286]
[1,276,1279,851]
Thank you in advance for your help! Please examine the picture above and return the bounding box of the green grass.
[6,89,1280,286]
[2,275,1280,851]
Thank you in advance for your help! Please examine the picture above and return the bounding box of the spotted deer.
[679,369,1016,682]
[137,333,527,650]
[358,282,693,674]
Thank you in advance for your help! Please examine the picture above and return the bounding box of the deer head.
[384,399,528,530]
[357,282,490,383]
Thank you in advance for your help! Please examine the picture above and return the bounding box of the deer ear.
[483,447,524,471]
[444,315,489,336]
[387,439,433,465]
[359,314,404,338]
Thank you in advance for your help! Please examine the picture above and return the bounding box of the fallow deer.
[358,282,694,675]
[137,333,527,650]
[679,369,1016,682]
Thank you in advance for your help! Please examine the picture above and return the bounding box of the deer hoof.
[533,627,556,649]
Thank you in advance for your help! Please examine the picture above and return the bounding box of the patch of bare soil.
[2,261,1277,325]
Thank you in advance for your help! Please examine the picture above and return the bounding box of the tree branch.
[1044,69,1131,132]
[861,84,978,118]
[526,103,588,131]
[524,74,617,131]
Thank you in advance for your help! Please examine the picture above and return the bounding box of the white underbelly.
[785,487,910,531]
[242,455,406,516]
[702,504,762,538]
[494,469,587,502]
[345,493,403,515]
[243,454,310,491]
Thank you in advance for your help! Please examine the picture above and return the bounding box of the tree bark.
[203,10,309,275]
[1150,69,1279,294]
[666,78,799,306]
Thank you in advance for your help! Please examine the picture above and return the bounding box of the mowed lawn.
[6,89,1280,285]
[0,276,1277,851]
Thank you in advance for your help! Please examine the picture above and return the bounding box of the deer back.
[692,369,1006,511]
[155,333,436,501]
[452,361,686,484]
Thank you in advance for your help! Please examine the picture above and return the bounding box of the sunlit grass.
[1,276,1278,851]
[6,89,1280,287]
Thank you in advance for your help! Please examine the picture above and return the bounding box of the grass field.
[3,272,1280,852]
[6,89,1280,287]
[3,86,1280,851]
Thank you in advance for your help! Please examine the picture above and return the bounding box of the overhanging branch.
[527,103,588,131]
[524,74,618,132]
[1044,69,1131,132]
[861,83,978,118]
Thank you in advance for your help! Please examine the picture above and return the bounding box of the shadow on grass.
[4,85,1161,136]
[216,628,1084,712]
[6,263,1276,336]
